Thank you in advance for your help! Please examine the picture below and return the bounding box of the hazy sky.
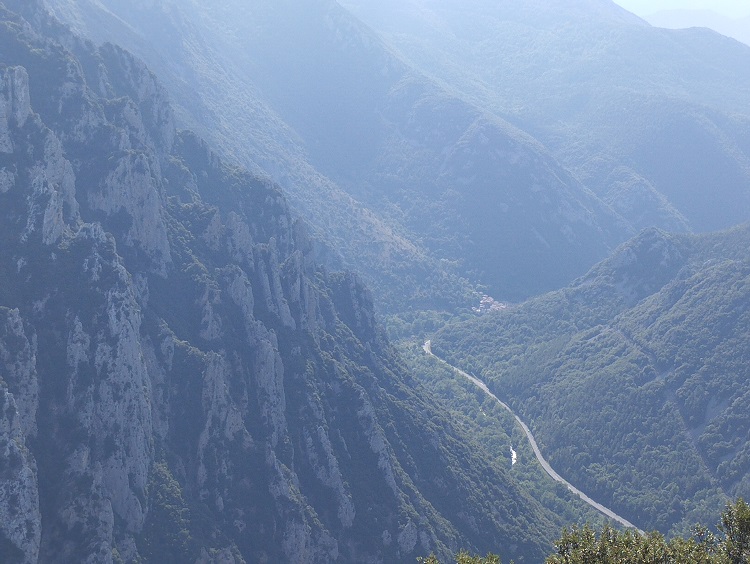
[614,0,750,18]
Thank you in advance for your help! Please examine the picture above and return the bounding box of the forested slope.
[344,0,750,235]
[434,225,750,535]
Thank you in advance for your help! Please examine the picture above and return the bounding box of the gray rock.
[0,388,41,564]
[0,308,38,438]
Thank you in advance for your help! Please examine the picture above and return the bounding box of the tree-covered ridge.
[433,225,750,536]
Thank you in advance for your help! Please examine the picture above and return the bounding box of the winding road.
[423,340,643,533]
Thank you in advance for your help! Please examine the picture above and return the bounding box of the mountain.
[618,0,750,20]
[41,0,634,304]
[38,0,476,314]
[645,10,750,48]
[0,1,566,561]
[342,0,750,235]
[433,224,750,536]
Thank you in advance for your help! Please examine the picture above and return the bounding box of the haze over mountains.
[343,0,750,234]
[645,9,750,48]
[43,0,750,303]
[615,0,750,20]
[43,0,639,304]
[615,0,750,48]
[1,0,750,561]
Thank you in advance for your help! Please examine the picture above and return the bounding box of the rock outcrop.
[0,387,41,564]
[0,309,41,564]
[0,1,556,562]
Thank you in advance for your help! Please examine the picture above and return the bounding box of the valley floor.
[423,340,643,534]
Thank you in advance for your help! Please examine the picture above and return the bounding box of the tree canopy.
[547,499,750,564]
[422,499,750,564]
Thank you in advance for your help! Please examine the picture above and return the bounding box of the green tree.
[138,463,194,563]
[418,551,501,564]
[547,523,722,563]
[719,498,750,564]
[546,499,750,563]
[421,499,750,564]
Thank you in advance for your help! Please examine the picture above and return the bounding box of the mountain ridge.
[433,224,750,535]
[343,0,750,235]
[645,9,750,48]
[0,1,566,561]
[42,0,636,304]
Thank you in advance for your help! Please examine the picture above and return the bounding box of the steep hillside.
[433,224,750,536]
[343,0,750,234]
[42,0,633,304]
[38,0,477,314]
[0,1,563,561]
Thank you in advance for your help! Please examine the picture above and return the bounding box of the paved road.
[423,340,643,533]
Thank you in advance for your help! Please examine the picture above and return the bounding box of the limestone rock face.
[97,43,176,158]
[0,66,32,134]
[0,308,38,438]
[0,67,79,247]
[73,228,153,533]
[0,1,555,563]
[0,310,41,564]
[87,151,171,268]
[0,389,41,564]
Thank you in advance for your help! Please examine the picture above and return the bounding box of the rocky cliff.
[0,1,556,562]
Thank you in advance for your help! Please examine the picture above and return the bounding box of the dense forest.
[433,226,750,535]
